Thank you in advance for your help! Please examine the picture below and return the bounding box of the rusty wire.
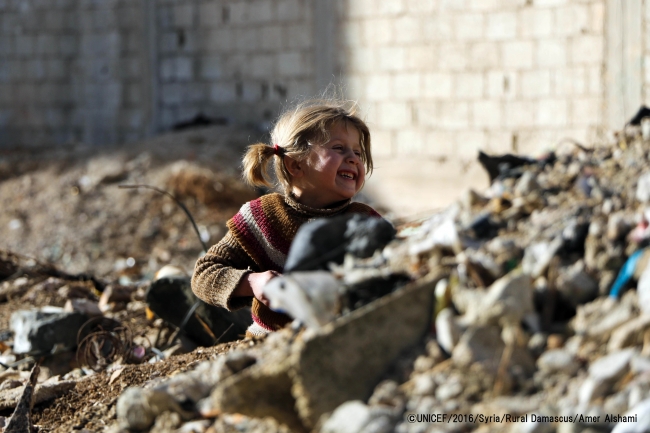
[76,317,134,371]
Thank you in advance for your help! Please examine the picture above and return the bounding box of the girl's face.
[288,121,366,209]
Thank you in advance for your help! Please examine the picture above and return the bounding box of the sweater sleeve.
[191,230,258,311]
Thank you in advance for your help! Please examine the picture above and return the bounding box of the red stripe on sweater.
[230,211,280,272]
[249,198,292,255]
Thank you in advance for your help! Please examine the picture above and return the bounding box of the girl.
[191,98,381,338]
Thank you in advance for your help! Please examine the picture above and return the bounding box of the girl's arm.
[192,231,262,310]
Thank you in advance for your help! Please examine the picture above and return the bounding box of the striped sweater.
[191,193,380,337]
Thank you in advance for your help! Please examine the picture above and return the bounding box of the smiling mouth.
[338,171,356,180]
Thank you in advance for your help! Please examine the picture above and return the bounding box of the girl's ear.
[284,156,304,179]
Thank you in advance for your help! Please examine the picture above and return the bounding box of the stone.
[580,349,637,406]
[452,326,504,373]
[10,307,88,354]
[468,272,534,326]
[263,271,340,330]
[117,387,194,431]
[284,214,396,272]
[4,363,39,433]
[556,261,598,307]
[636,264,650,316]
[536,349,580,375]
[320,401,372,433]
[611,398,650,433]
[435,308,461,353]
[292,277,435,428]
[608,314,650,352]
[514,171,540,197]
[636,173,650,203]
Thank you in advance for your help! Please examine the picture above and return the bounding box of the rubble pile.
[2,123,650,432]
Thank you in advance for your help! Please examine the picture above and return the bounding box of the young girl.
[191,99,381,338]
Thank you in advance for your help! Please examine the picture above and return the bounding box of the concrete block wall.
[157,0,318,131]
[338,0,608,160]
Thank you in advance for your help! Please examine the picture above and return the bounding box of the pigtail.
[242,142,277,188]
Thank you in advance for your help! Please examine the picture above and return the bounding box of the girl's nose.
[347,150,360,164]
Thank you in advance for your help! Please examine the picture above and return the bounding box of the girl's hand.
[234,270,281,307]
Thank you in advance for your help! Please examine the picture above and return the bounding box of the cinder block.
[468,42,500,69]
[34,35,55,56]
[370,129,395,157]
[422,15,453,40]
[520,8,553,38]
[396,129,425,155]
[157,6,173,29]
[393,73,421,100]
[415,101,438,127]
[504,100,536,128]
[161,82,182,105]
[533,0,567,6]
[175,57,193,81]
[206,29,232,52]
[363,18,394,46]
[406,45,437,70]
[200,56,222,80]
[472,100,502,128]
[502,41,534,69]
[285,24,313,49]
[124,58,140,78]
[487,72,521,100]
[59,35,77,57]
[0,63,8,83]
[46,59,66,79]
[0,35,12,55]
[234,27,259,52]
[45,10,66,31]
[199,2,220,28]
[0,84,11,104]
[229,2,248,24]
[366,74,391,101]
[589,2,605,33]
[404,0,436,13]
[438,101,470,130]
[485,130,512,153]
[250,54,274,79]
[248,1,274,23]
[260,25,283,51]
[210,82,236,102]
[571,35,604,64]
[346,47,375,74]
[377,47,406,72]
[173,4,195,27]
[554,4,589,37]
[285,78,314,100]
[378,101,412,128]
[457,131,487,160]
[486,12,517,41]
[377,0,404,16]
[571,97,602,126]
[277,51,305,77]
[425,130,456,158]
[160,57,175,80]
[125,83,141,104]
[394,16,421,43]
[521,70,551,98]
[467,0,501,12]
[454,13,484,40]
[277,0,302,21]
[536,40,567,67]
[15,35,35,57]
[454,73,484,99]
[8,60,23,80]
[27,60,45,81]
[536,99,568,127]
[553,67,586,96]
[438,43,468,71]
[423,72,453,99]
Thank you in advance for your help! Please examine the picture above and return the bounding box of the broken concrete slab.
[10,307,88,354]
[291,275,436,428]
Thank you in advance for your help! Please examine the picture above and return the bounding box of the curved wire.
[119,184,209,253]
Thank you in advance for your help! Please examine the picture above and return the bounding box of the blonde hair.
[242,98,373,194]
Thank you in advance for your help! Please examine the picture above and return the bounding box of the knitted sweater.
[191,193,381,336]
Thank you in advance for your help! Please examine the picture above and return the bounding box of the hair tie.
[273,144,282,156]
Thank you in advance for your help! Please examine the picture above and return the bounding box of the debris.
[4,362,39,433]
[10,308,88,354]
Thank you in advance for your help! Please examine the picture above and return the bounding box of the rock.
[514,171,540,197]
[320,401,372,433]
[580,349,637,406]
[284,214,395,272]
[263,271,340,330]
[10,307,88,354]
[468,272,533,326]
[435,377,462,400]
[536,349,580,375]
[636,173,650,203]
[636,264,650,316]
[608,314,650,352]
[435,308,461,354]
[116,387,194,431]
[452,326,505,373]
[0,378,76,411]
[4,363,39,433]
[292,276,436,428]
[145,276,251,346]
[556,261,598,307]
[612,398,650,433]
[64,298,102,317]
